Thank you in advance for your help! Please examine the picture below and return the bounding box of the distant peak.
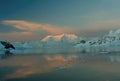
[108,29,120,36]
[42,33,77,41]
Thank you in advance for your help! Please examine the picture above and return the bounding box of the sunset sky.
[1,0,120,41]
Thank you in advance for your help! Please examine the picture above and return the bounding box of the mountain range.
[1,29,120,53]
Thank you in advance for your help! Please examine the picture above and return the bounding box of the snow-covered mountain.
[1,29,120,54]
[41,34,80,48]
[42,33,78,42]
[75,29,120,53]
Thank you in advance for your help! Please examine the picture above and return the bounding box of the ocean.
[0,52,120,81]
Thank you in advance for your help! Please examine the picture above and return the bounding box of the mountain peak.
[42,33,77,42]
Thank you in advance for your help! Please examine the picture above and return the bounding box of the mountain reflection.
[0,53,120,81]
[0,54,79,80]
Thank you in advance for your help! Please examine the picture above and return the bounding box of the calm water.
[0,53,120,81]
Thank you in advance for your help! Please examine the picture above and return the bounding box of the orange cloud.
[2,20,75,35]
[3,19,120,39]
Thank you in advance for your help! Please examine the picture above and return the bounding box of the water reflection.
[0,53,120,81]
[110,55,120,63]
[0,50,14,61]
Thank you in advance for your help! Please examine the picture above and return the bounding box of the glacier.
[1,30,120,54]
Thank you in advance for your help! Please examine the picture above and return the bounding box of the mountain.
[1,29,120,54]
[75,29,120,53]
[42,33,78,42]
[41,34,79,48]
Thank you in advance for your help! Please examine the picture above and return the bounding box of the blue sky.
[1,0,120,41]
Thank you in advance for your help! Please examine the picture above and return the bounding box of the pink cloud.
[2,19,120,41]
[2,20,75,35]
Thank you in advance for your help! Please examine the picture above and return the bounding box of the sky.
[1,0,120,41]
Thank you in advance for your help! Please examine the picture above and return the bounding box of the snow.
[74,29,120,53]
[41,34,79,48]
[42,33,78,42]
[1,30,120,54]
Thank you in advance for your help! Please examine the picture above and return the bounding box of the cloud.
[0,31,48,41]
[2,19,120,41]
[2,20,75,35]
[76,20,120,37]
[87,20,120,31]
[86,20,120,32]
[1,20,77,41]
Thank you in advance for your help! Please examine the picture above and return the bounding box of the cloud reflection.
[2,54,79,79]
[2,54,120,80]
